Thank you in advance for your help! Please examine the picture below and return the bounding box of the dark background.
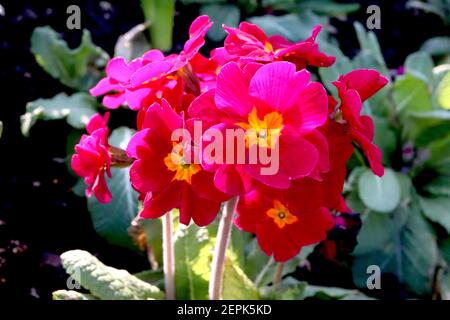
[0,0,447,300]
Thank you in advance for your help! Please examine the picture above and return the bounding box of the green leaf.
[60,250,163,300]
[294,1,360,16]
[354,206,409,255]
[436,71,450,110]
[357,168,401,213]
[200,4,240,42]
[405,52,434,83]
[21,93,97,136]
[52,290,98,300]
[140,0,175,51]
[0,121,3,139]
[353,22,387,74]
[87,127,138,249]
[426,134,450,175]
[424,176,450,197]
[373,116,397,164]
[419,196,450,233]
[114,23,151,62]
[222,258,260,299]
[393,74,432,114]
[273,278,372,300]
[352,208,438,296]
[31,27,109,91]
[133,270,164,289]
[420,36,450,56]
[174,224,213,300]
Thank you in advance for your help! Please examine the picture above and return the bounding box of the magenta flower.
[71,113,112,203]
[223,22,335,69]
[189,61,329,195]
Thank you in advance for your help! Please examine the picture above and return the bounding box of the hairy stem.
[273,262,285,289]
[209,197,239,300]
[162,212,175,300]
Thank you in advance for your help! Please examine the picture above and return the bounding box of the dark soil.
[0,0,447,300]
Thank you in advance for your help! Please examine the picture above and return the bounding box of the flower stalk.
[162,211,175,300]
[209,197,239,300]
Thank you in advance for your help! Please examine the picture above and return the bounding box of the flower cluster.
[72,16,388,262]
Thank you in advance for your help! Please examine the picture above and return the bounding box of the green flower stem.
[209,197,239,300]
[162,212,175,300]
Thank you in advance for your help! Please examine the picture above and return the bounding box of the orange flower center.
[236,107,283,149]
[266,200,298,229]
[164,146,201,184]
[264,41,274,53]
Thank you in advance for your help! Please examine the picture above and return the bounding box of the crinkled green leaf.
[201,4,240,42]
[60,250,163,300]
[88,127,138,249]
[426,134,450,175]
[174,224,213,300]
[358,168,401,213]
[31,26,109,91]
[21,93,97,136]
[52,290,98,300]
[222,258,260,299]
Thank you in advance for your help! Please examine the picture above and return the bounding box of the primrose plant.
[66,15,388,300]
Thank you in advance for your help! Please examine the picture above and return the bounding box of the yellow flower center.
[264,41,274,53]
[164,146,201,184]
[236,107,283,149]
[266,200,298,229]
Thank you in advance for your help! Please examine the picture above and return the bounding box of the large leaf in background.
[393,74,432,114]
[419,196,450,233]
[200,4,240,42]
[59,250,163,300]
[87,127,138,249]
[31,27,109,91]
[248,12,326,43]
[262,0,359,16]
[174,224,213,300]
[357,168,401,213]
[53,290,97,300]
[21,93,97,136]
[141,218,163,266]
[114,23,151,62]
[405,52,434,83]
[352,207,438,296]
[222,258,260,299]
